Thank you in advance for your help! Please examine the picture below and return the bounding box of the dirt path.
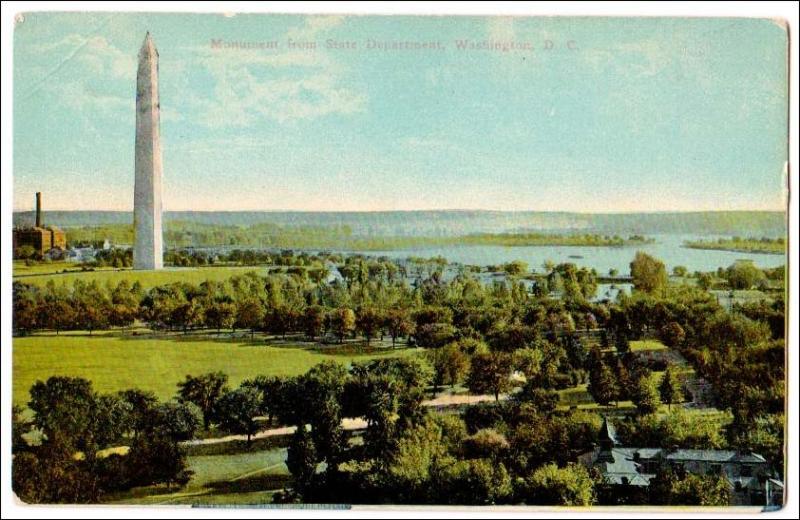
[183,393,499,446]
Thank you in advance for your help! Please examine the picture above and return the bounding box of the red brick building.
[12,192,67,256]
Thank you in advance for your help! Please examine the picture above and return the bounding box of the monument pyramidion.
[133,32,164,270]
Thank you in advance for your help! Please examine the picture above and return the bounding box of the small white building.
[66,247,98,263]
[324,261,344,284]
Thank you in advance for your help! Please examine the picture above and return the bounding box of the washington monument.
[133,32,164,270]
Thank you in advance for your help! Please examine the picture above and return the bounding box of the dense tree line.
[14,360,735,506]
[13,377,200,503]
[13,255,599,344]
[12,251,785,504]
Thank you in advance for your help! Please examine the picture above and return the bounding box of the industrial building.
[12,192,66,257]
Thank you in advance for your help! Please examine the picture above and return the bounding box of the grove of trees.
[12,250,786,506]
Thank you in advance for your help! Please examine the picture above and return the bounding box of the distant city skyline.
[13,13,788,212]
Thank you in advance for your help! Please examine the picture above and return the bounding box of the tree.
[413,306,453,328]
[729,413,784,473]
[672,265,688,277]
[630,251,668,295]
[14,244,37,260]
[348,358,433,458]
[38,297,77,335]
[358,374,400,459]
[513,347,544,380]
[503,260,529,276]
[72,281,111,335]
[467,352,514,401]
[588,360,619,406]
[303,305,325,340]
[216,386,263,443]
[697,272,713,291]
[28,376,109,455]
[13,282,39,335]
[329,307,356,343]
[672,473,732,505]
[384,308,413,348]
[235,298,264,339]
[724,260,766,290]
[19,377,139,503]
[204,301,236,334]
[287,425,318,495]
[489,323,539,352]
[659,321,686,348]
[13,443,97,503]
[632,374,661,415]
[514,385,558,414]
[264,305,295,338]
[176,372,229,429]
[384,417,449,501]
[109,302,139,331]
[415,323,456,349]
[356,306,383,346]
[140,286,181,331]
[301,362,349,464]
[648,465,678,505]
[427,342,469,391]
[614,330,631,354]
[126,433,193,489]
[522,463,595,506]
[650,466,731,506]
[659,366,683,410]
[613,357,632,400]
[118,389,159,438]
[434,458,513,505]
[243,375,284,424]
[171,300,204,334]
[463,428,510,460]
[550,263,597,300]
[148,401,203,441]
[12,405,30,453]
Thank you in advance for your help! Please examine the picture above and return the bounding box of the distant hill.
[13,210,785,238]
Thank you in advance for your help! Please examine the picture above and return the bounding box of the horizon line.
[11,208,787,215]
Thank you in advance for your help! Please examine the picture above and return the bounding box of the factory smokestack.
[35,192,42,228]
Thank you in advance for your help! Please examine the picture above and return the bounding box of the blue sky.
[13,13,787,212]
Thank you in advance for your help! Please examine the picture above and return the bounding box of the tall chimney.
[35,192,42,228]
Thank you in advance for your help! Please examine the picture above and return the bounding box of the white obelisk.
[133,32,163,270]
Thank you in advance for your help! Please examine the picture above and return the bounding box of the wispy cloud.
[20,16,367,127]
[20,34,134,116]
[180,15,366,126]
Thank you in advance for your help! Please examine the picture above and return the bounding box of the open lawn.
[13,262,265,289]
[556,383,636,412]
[109,443,291,505]
[13,261,120,276]
[629,339,668,352]
[13,332,420,405]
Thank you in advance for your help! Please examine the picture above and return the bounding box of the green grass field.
[629,339,668,352]
[109,443,291,505]
[13,262,266,289]
[13,332,419,405]
[556,339,699,413]
[13,261,121,276]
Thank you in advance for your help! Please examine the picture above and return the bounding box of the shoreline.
[682,244,784,256]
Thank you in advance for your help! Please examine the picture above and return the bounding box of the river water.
[355,234,785,276]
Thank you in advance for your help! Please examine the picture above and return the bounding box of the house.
[324,261,344,284]
[579,418,784,508]
[65,247,98,264]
